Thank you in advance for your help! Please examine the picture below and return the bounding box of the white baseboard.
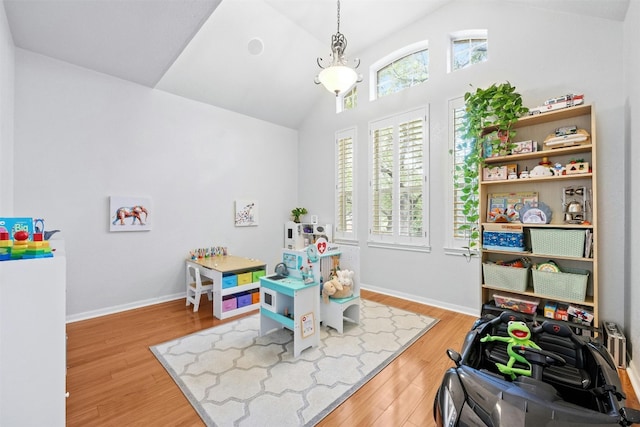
[360,283,480,318]
[66,292,185,323]
[627,363,640,402]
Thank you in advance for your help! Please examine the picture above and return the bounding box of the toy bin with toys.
[493,293,540,315]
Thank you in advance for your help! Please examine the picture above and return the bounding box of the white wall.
[13,50,299,319]
[624,0,640,392]
[0,3,14,215]
[299,1,626,320]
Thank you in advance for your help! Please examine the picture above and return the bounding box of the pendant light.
[314,0,362,96]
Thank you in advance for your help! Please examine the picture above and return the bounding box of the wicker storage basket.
[532,268,589,301]
[530,229,585,257]
[483,263,529,292]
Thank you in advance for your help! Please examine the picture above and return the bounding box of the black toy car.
[434,311,640,426]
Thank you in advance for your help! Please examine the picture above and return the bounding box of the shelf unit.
[479,104,598,328]
[186,255,266,319]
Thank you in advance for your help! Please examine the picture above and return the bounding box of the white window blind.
[335,128,356,240]
[453,104,472,239]
[369,107,429,248]
[446,97,477,254]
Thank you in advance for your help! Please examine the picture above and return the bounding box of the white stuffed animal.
[321,270,354,303]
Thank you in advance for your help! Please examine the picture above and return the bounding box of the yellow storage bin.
[237,272,252,285]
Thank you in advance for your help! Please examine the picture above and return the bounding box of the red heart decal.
[317,242,327,254]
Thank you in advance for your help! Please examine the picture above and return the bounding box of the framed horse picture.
[109,196,152,232]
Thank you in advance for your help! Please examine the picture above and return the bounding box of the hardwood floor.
[66,290,639,426]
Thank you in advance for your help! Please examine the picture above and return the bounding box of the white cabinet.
[0,254,66,426]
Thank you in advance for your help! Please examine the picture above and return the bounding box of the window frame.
[337,86,357,113]
[367,106,430,251]
[334,127,357,242]
[369,40,429,101]
[448,29,488,73]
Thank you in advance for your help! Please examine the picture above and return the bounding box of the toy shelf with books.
[479,104,598,335]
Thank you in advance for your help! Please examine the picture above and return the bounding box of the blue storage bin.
[222,275,237,289]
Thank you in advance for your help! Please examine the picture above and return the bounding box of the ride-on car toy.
[434,311,640,426]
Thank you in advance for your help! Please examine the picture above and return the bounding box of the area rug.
[150,299,438,427]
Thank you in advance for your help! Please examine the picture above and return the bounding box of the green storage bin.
[252,269,266,282]
[532,268,589,301]
[530,229,586,257]
[482,263,529,292]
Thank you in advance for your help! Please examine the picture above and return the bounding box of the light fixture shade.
[318,65,358,96]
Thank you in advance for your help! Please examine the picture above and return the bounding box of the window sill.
[444,246,479,257]
[367,241,431,253]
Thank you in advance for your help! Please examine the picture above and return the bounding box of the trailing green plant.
[454,82,529,253]
[463,82,529,158]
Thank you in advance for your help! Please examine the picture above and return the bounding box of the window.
[370,41,429,100]
[335,128,357,241]
[368,107,429,249]
[339,86,357,112]
[449,30,488,72]
[446,97,477,254]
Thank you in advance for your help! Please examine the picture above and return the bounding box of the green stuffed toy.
[481,320,540,380]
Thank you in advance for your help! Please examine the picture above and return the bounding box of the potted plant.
[455,82,529,253]
[291,207,308,223]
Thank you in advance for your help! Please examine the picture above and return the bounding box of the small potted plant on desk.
[291,207,308,223]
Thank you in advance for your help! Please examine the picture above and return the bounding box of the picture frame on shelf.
[487,191,538,222]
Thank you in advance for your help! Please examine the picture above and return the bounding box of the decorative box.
[511,140,537,154]
[482,166,508,181]
[554,303,569,321]
[482,223,525,252]
[544,302,558,319]
[565,162,589,175]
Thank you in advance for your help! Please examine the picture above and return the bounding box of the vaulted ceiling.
[3,0,630,129]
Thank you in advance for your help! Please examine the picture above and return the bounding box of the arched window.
[449,30,488,72]
[370,41,429,100]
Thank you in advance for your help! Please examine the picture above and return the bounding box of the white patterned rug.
[150,299,438,427]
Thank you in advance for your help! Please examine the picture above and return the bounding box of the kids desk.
[186,255,266,319]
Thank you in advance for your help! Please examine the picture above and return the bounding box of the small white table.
[187,255,266,319]
[259,276,320,357]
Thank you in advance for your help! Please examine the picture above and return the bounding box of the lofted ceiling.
[3,0,630,130]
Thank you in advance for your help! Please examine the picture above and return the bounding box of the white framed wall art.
[110,196,152,232]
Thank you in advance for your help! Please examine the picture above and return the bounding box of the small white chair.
[186,264,213,312]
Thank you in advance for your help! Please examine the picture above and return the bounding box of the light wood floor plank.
[66,289,639,426]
